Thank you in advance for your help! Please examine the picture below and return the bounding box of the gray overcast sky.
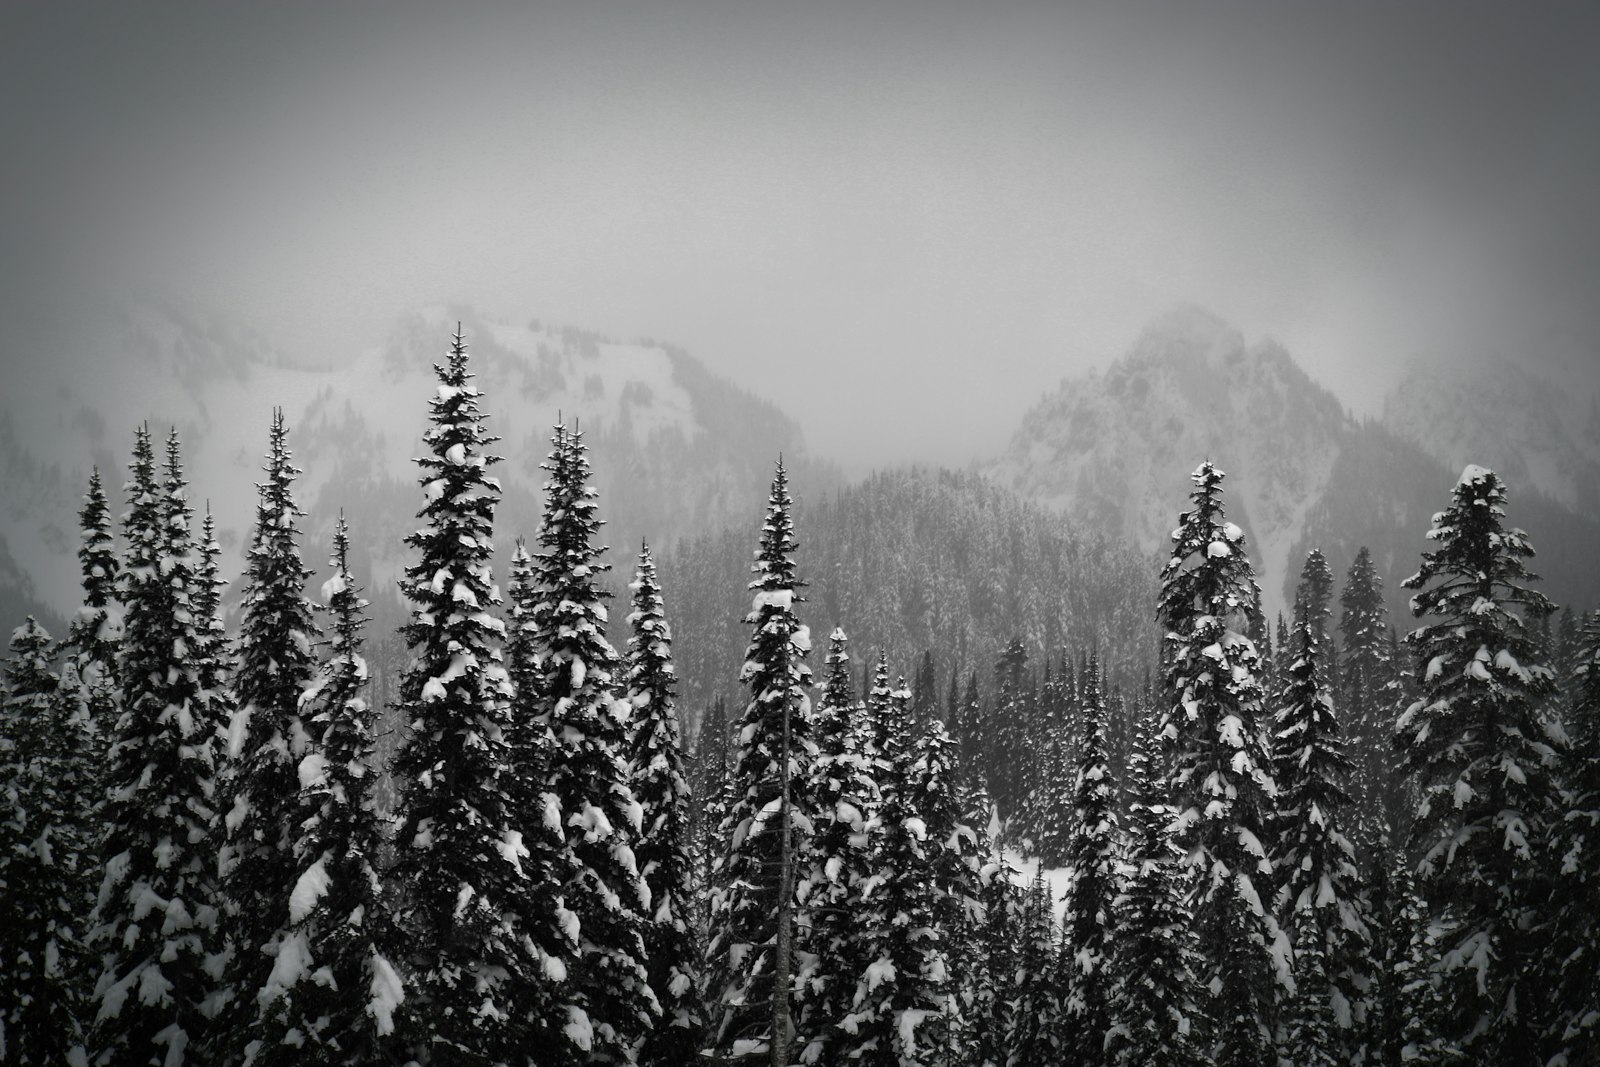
[3,1,1598,470]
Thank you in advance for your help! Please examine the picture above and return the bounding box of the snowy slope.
[1380,345,1600,521]
[0,299,831,615]
[986,307,1352,619]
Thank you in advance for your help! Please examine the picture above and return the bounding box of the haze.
[3,0,1598,472]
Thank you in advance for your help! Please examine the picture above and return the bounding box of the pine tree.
[841,680,951,1066]
[1272,549,1365,1067]
[60,467,121,789]
[1155,461,1285,1065]
[387,329,525,1063]
[89,427,224,1066]
[707,459,815,1064]
[1027,656,1074,864]
[254,516,399,1065]
[909,716,984,1067]
[218,411,321,1061]
[795,629,875,1067]
[1062,652,1118,1063]
[1009,868,1066,1066]
[911,650,939,726]
[1359,822,1417,1067]
[1106,702,1201,1067]
[1397,465,1563,1064]
[1338,546,1394,837]
[499,537,581,1063]
[953,671,984,795]
[990,639,1029,831]
[692,694,731,934]
[970,847,1024,1067]
[1548,609,1600,1062]
[56,468,123,1012]
[624,542,703,1065]
[524,423,657,1062]
[0,618,87,1061]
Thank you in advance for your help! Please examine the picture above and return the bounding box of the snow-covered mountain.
[1380,345,1600,522]
[986,307,1600,620]
[987,307,1351,619]
[0,298,836,620]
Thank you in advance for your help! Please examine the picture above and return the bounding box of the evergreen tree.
[1358,823,1418,1067]
[707,459,815,1064]
[387,330,525,1063]
[1548,609,1600,1062]
[500,537,581,1062]
[624,542,703,1065]
[254,516,399,1065]
[89,427,224,1066]
[55,468,123,1010]
[527,423,658,1062]
[909,716,984,1067]
[841,680,950,1066]
[60,466,121,790]
[1155,461,1286,1065]
[0,618,86,1061]
[911,650,939,726]
[1338,546,1394,836]
[1009,869,1066,1066]
[969,848,1024,1067]
[218,411,321,1061]
[692,694,731,933]
[1106,702,1201,1067]
[795,629,875,1067]
[953,671,984,794]
[1027,656,1074,864]
[1273,549,1365,1067]
[1397,465,1563,1064]
[1062,652,1118,1063]
[990,639,1029,831]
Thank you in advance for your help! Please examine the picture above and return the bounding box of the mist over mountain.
[0,297,838,623]
[987,306,1600,620]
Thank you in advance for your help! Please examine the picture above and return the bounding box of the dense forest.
[2,329,1597,1067]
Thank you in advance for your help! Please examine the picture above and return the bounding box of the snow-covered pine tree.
[952,670,984,794]
[1549,609,1600,1062]
[0,618,86,1062]
[841,679,950,1066]
[522,422,658,1062]
[89,427,224,1066]
[909,715,983,1067]
[216,411,321,1062]
[990,639,1029,832]
[249,516,399,1064]
[1106,701,1201,1067]
[970,846,1024,1067]
[499,536,582,1063]
[55,468,123,1007]
[1357,822,1417,1067]
[1009,868,1066,1066]
[1061,652,1118,1063]
[1027,656,1074,864]
[794,628,876,1067]
[1397,465,1564,1064]
[60,467,121,799]
[1155,461,1286,1065]
[1338,546,1394,837]
[706,459,815,1064]
[911,650,939,726]
[692,694,731,933]
[1272,549,1365,1067]
[623,541,704,1065]
[387,329,525,1063]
